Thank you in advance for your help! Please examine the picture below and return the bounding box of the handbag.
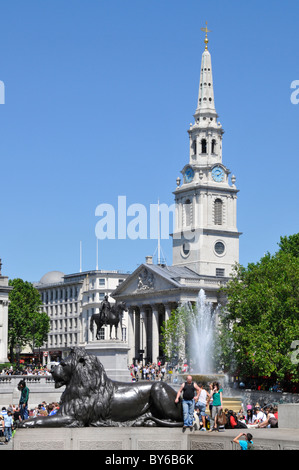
[216,409,227,426]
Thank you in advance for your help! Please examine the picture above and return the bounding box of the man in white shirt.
[253,406,266,424]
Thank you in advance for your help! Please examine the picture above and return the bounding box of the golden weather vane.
[201,21,211,50]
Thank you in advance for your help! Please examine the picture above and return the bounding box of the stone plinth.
[12,427,299,451]
[85,340,131,382]
[278,404,299,429]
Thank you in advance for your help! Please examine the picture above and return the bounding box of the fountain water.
[177,289,225,387]
[189,289,215,374]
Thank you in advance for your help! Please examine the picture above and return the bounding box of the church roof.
[111,262,203,300]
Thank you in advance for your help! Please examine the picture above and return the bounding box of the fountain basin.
[178,373,226,387]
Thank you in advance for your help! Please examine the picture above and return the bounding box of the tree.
[160,305,189,365]
[221,234,299,381]
[278,233,299,258]
[8,278,50,362]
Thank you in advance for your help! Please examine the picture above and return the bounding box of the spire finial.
[201,21,211,50]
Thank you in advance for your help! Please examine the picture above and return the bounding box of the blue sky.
[0,0,298,282]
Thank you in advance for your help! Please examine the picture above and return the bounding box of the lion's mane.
[57,348,115,426]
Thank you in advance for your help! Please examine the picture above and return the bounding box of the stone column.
[139,306,147,363]
[127,307,135,364]
[0,272,12,363]
[151,305,160,364]
[87,310,94,342]
[164,303,172,323]
[0,300,9,363]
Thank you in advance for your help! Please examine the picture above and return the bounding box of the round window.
[214,241,225,255]
[182,242,190,257]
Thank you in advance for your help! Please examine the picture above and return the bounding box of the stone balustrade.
[0,375,64,408]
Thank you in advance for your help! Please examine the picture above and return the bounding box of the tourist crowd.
[193,389,279,433]
[0,366,52,376]
[0,401,60,444]
[129,362,168,382]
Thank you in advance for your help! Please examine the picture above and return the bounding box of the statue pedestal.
[85,340,131,382]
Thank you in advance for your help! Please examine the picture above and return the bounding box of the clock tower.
[172,24,241,279]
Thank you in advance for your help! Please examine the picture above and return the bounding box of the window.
[181,242,190,257]
[192,139,197,155]
[211,139,216,154]
[216,268,225,277]
[214,241,225,255]
[214,199,223,225]
[201,139,207,154]
[184,199,192,226]
[99,279,105,286]
[98,327,105,340]
[122,327,127,342]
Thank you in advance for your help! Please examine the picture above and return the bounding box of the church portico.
[126,301,176,365]
[112,261,227,364]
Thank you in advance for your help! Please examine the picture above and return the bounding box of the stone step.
[222,397,243,412]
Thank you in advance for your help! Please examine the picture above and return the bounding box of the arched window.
[184,199,192,226]
[201,138,207,154]
[211,139,216,154]
[192,139,197,155]
[214,198,223,225]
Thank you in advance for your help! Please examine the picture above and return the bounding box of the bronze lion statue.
[20,347,183,427]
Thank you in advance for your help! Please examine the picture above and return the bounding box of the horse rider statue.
[99,295,111,324]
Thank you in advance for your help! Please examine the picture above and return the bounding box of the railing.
[0,375,55,385]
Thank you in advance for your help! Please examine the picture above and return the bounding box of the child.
[3,410,14,443]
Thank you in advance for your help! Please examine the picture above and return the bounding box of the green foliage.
[8,278,50,357]
[0,362,12,371]
[278,233,299,258]
[160,304,193,364]
[221,233,299,380]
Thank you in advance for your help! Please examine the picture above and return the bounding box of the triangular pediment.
[112,264,182,298]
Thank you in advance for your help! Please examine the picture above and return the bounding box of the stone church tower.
[112,26,242,364]
[172,26,241,278]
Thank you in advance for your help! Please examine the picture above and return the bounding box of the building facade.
[112,31,241,365]
[34,269,129,363]
[0,260,13,363]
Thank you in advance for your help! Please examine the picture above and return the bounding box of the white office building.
[34,269,129,363]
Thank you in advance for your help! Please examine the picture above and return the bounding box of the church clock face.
[212,166,224,182]
[184,166,194,183]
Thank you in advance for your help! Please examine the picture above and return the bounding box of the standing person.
[196,383,210,431]
[18,379,30,421]
[3,410,14,443]
[0,415,4,439]
[233,432,254,450]
[175,375,200,430]
[209,381,223,432]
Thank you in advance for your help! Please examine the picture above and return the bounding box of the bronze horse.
[90,301,126,340]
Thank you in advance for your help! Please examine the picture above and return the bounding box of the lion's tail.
[144,416,183,427]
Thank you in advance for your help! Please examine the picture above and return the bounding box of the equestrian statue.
[90,296,126,340]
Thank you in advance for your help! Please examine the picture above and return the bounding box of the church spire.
[194,22,217,119]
